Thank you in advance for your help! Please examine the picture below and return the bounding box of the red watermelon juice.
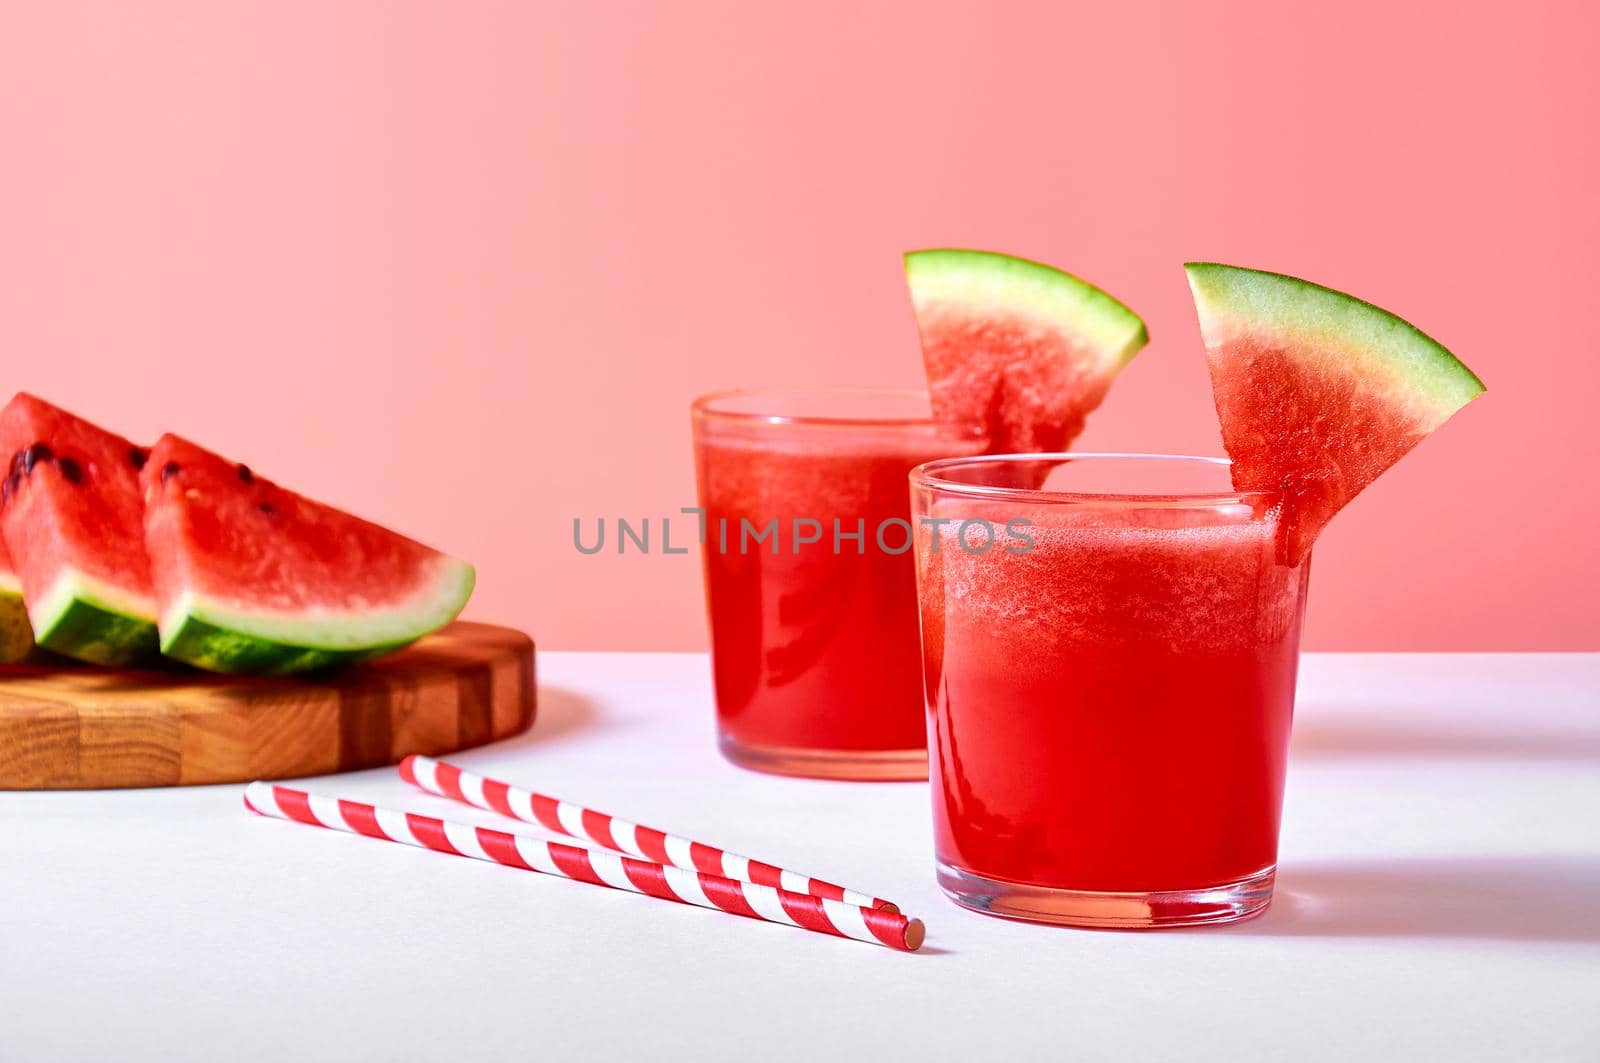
[911,454,1309,927]
[693,390,986,780]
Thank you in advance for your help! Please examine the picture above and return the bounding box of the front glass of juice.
[911,454,1310,927]
[693,390,986,780]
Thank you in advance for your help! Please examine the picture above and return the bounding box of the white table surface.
[3,652,1597,1062]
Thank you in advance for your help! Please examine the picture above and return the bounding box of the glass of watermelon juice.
[692,390,986,780]
[911,453,1310,927]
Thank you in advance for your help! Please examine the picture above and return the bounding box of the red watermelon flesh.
[1186,263,1485,563]
[141,434,474,674]
[905,249,1149,453]
[0,394,159,664]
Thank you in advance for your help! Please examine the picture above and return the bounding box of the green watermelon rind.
[25,569,160,666]
[1184,262,1486,418]
[0,580,34,663]
[905,248,1150,367]
[157,557,475,675]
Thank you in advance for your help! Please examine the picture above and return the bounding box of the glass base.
[718,732,927,781]
[937,860,1275,928]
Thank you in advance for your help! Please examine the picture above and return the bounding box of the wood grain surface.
[0,621,534,789]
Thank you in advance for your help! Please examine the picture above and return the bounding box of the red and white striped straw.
[244,781,923,952]
[399,755,896,912]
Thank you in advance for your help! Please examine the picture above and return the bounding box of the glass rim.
[691,387,984,434]
[910,452,1280,507]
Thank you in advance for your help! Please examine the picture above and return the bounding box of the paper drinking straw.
[244,782,923,952]
[399,754,897,912]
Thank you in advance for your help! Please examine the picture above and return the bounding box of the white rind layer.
[30,567,158,633]
[159,556,475,651]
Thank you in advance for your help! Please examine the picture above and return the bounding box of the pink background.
[2,2,1595,651]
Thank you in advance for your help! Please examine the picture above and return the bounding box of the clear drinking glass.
[910,454,1310,927]
[692,389,987,780]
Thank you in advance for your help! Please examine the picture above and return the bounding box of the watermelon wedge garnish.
[141,435,475,674]
[904,249,1149,452]
[1185,262,1485,562]
[0,394,160,665]
[0,537,36,663]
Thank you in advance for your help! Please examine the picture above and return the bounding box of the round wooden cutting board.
[0,621,534,790]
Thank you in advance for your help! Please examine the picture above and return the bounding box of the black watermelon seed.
[161,461,181,483]
[129,446,149,471]
[236,463,254,484]
[9,450,25,476]
[258,501,275,515]
[58,457,83,484]
[21,443,54,474]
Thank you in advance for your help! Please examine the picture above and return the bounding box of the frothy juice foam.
[914,471,1309,911]
[693,393,986,779]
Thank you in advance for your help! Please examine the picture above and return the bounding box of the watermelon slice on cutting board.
[1185,262,1485,563]
[0,394,160,665]
[0,537,36,663]
[141,434,475,674]
[904,249,1149,453]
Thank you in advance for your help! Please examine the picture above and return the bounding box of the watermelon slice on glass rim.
[141,434,475,674]
[904,248,1149,454]
[1185,262,1485,563]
